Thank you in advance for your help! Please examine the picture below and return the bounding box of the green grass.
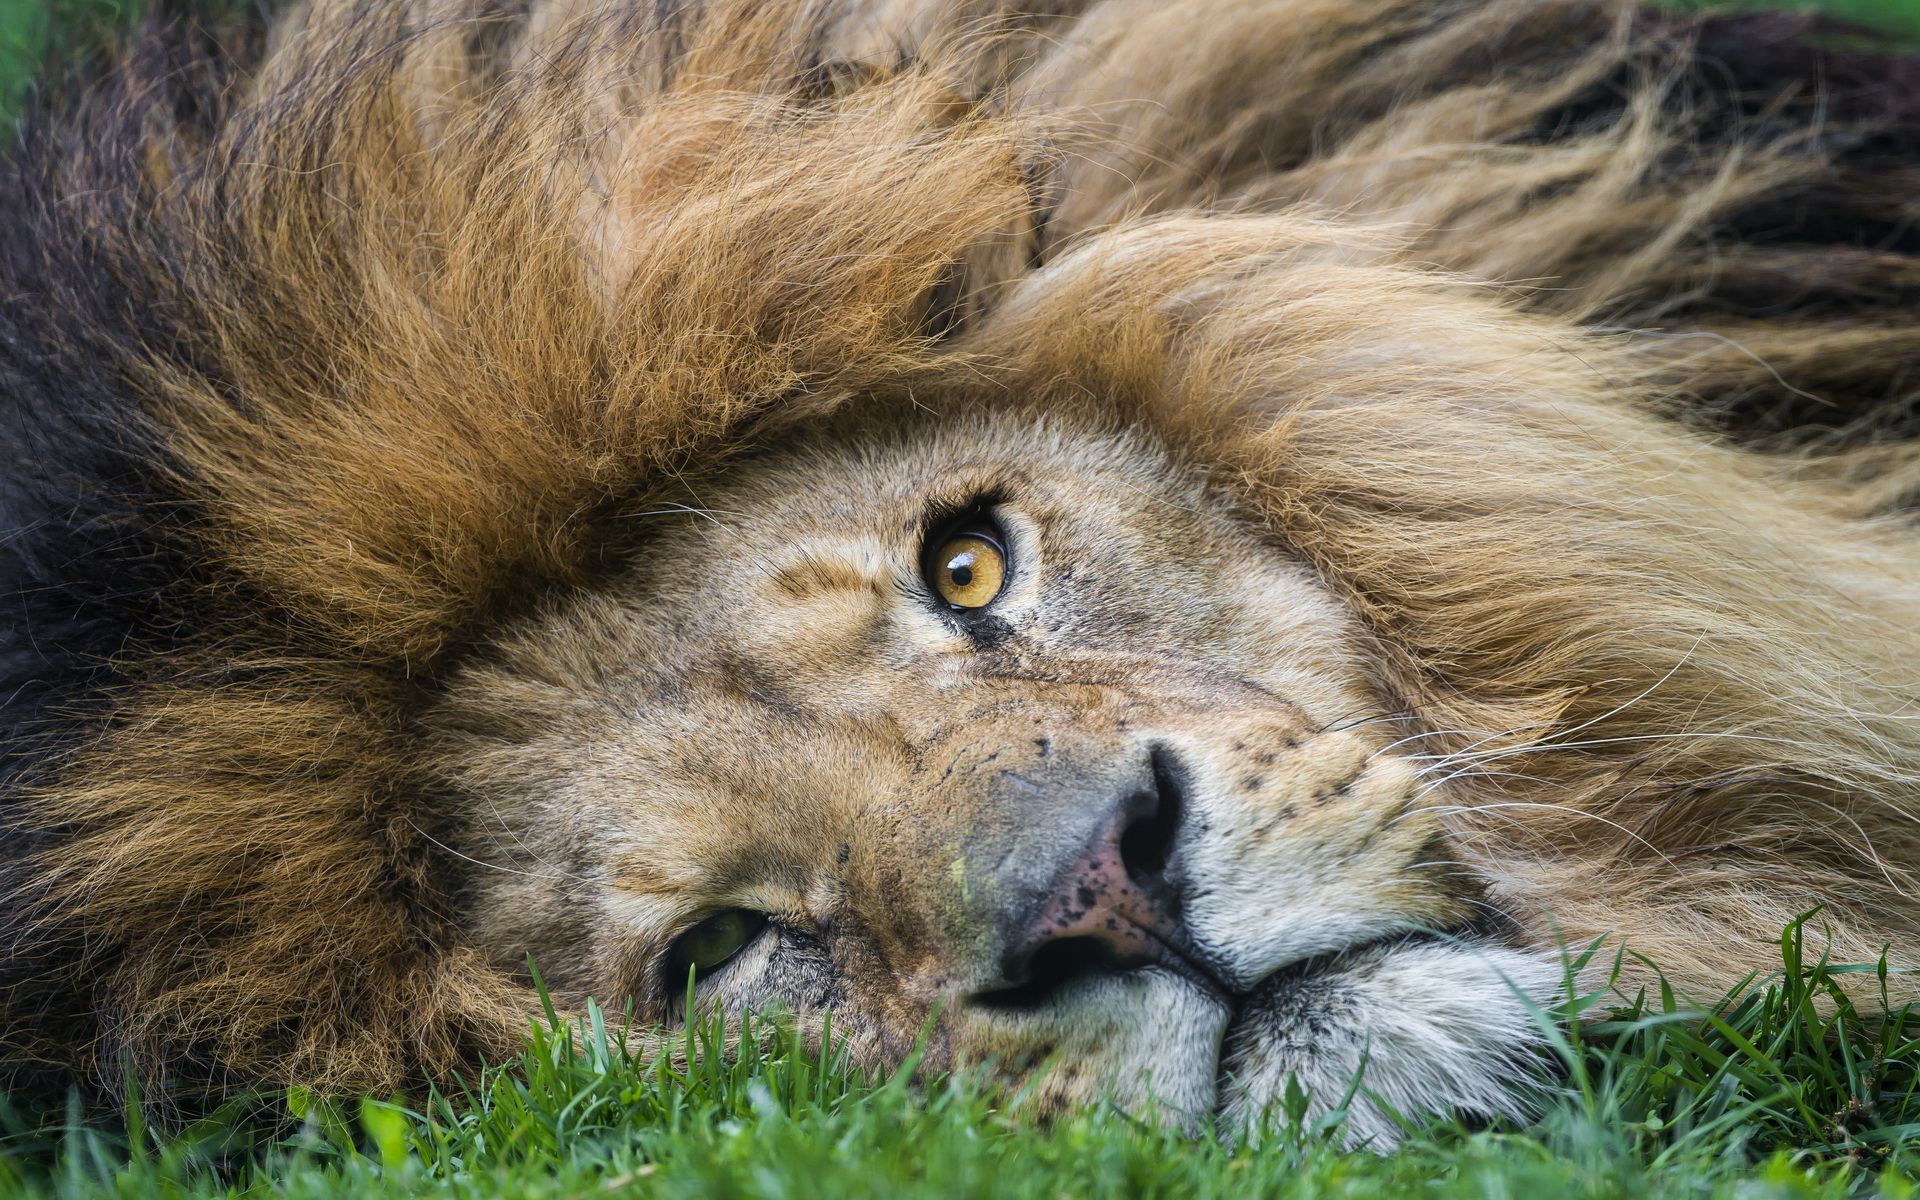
[3,917,1920,1199]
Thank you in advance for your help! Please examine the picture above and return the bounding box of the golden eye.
[670,909,767,980]
[931,533,1007,609]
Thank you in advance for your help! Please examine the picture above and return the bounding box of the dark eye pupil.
[950,565,973,586]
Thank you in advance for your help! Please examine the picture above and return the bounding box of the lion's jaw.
[430,406,1560,1140]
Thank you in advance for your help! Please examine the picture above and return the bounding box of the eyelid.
[921,495,1006,548]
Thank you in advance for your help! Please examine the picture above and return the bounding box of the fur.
[2,0,1920,1114]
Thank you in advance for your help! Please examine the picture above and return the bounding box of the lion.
[5,0,1920,1141]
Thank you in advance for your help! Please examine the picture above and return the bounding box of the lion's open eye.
[669,909,768,981]
[929,532,1007,609]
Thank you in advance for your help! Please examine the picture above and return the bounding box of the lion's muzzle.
[973,747,1227,1009]
[863,669,1563,1137]
[906,672,1471,1010]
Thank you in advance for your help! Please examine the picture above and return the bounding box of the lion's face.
[434,404,1561,1137]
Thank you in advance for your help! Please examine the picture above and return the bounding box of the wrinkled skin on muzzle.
[430,404,1561,1143]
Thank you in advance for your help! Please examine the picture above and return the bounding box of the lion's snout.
[971,746,1214,1007]
[923,702,1469,1015]
[900,711,1521,1126]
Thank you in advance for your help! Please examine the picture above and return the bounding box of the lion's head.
[434,401,1559,1135]
[5,0,1920,1135]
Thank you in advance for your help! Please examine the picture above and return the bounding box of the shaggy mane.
[4,0,1920,1105]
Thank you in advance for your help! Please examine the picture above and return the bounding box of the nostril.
[973,747,1192,1013]
[1118,746,1186,885]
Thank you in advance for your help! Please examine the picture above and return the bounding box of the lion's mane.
[4,0,1920,1104]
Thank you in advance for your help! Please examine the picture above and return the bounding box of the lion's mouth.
[971,915,1241,1012]
[1232,930,1436,995]
[973,923,1448,1014]
[965,923,1559,1137]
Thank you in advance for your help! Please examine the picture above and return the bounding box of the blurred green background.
[0,0,1918,126]
[1659,0,1920,38]
[0,0,136,108]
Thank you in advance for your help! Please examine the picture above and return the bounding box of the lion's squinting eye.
[928,527,1007,610]
[669,909,767,981]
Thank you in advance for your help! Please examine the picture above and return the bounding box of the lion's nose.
[983,748,1190,1005]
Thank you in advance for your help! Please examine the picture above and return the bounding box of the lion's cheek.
[1178,751,1472,989]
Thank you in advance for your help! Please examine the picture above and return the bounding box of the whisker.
[634,502,744,529]
[1420,801,1669,856]
[1417,728,1845,777]
[1410,768,1564,804]
[1322,710,1420,736]
[1400,639,1713,775]
[1364,725,1528,764]
[405,818,576,882]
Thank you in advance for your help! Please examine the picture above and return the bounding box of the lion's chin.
[967,936,1562,1145]
[1213,937,1565,1146]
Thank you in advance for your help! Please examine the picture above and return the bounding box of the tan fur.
[8,0,1920,1111]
